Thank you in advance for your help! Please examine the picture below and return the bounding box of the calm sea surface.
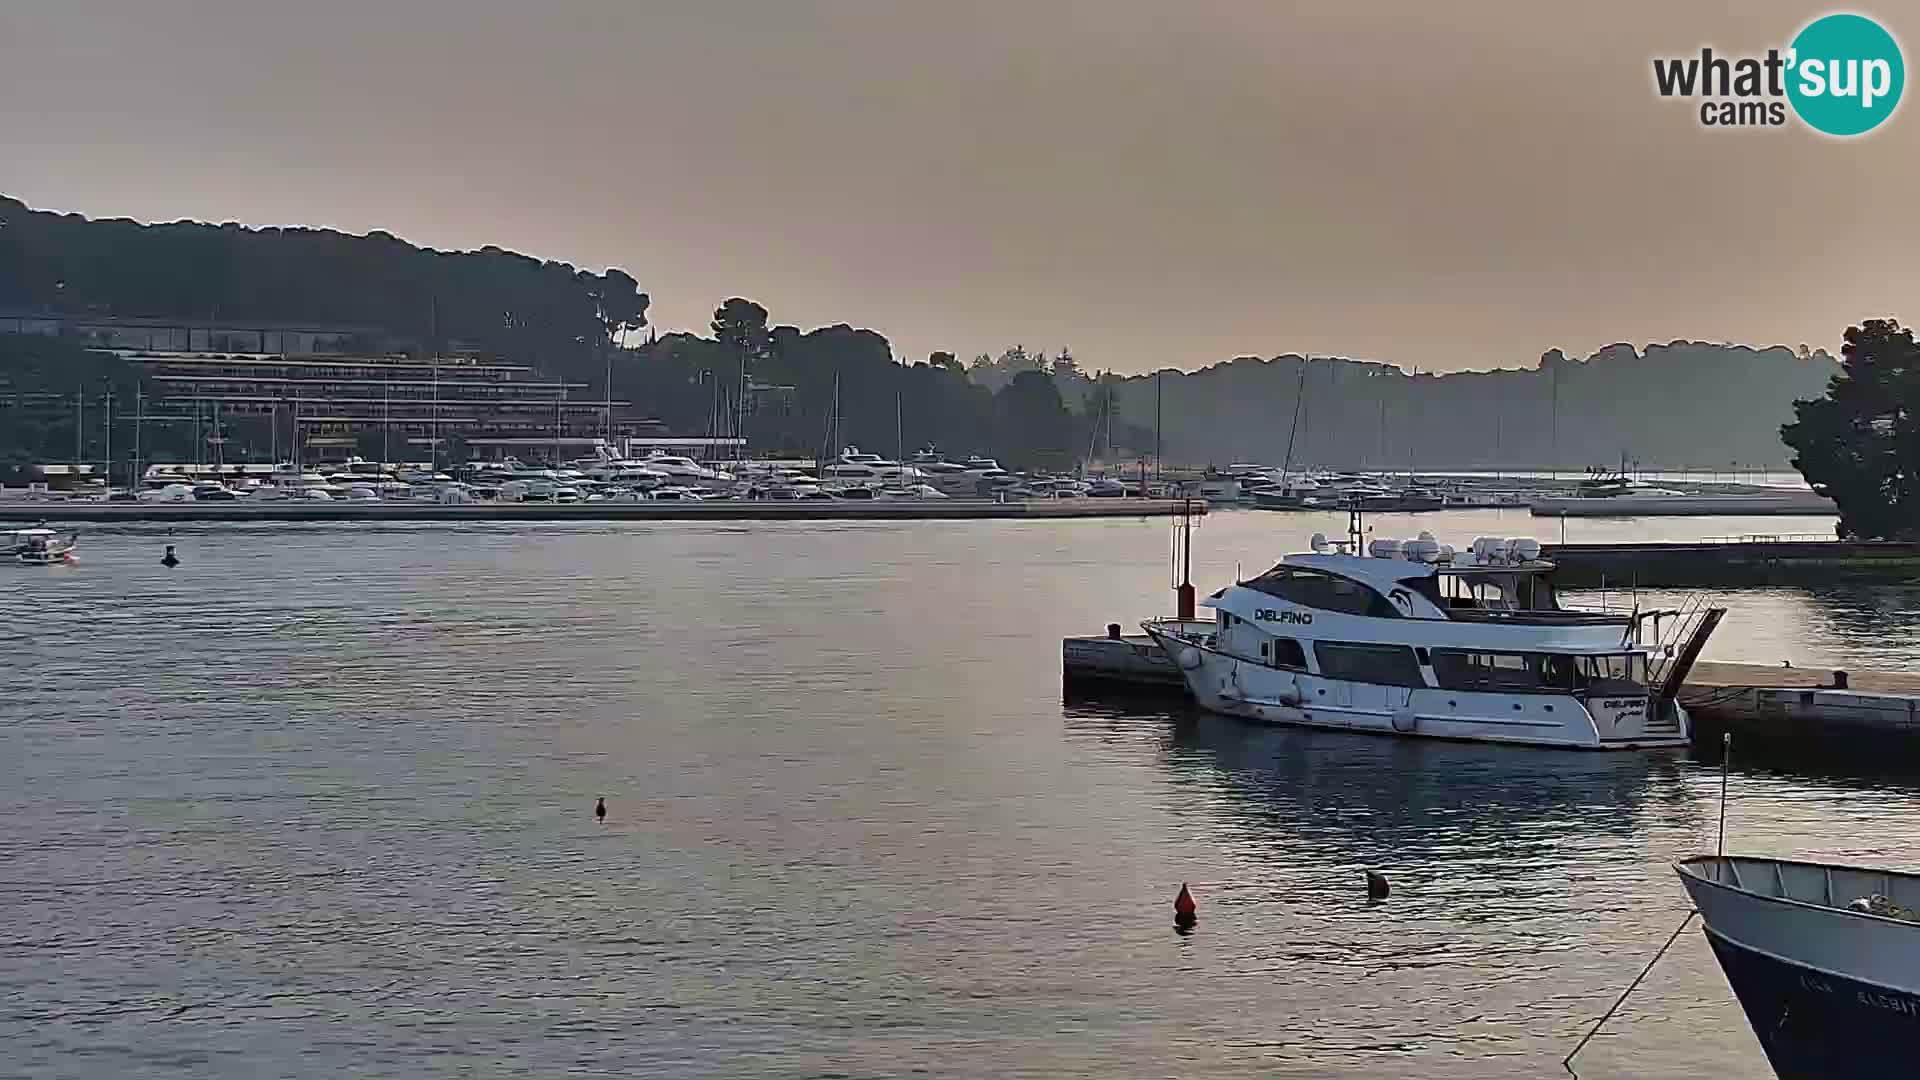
[6,508,1920,1079]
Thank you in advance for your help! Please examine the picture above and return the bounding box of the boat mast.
[1278,358,1308,489]
[736,338,750,463]
[816,373,842,469]
[1375,371,1386,473]
[1550,361,1560,480]
[1153,371,1162,487]
[102,379,112,490]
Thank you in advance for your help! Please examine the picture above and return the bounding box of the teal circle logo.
[1788,13,1904,136]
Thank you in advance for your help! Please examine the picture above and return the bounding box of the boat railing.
[1446,608,1630,626]
[1143,617,1217,643]
[1701,532,1835,544]
[1643,593,1725,691]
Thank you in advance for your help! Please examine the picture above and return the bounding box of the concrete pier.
[1680,661,1920,738]
[0,497,1203,525]
[1063,633,1920,740]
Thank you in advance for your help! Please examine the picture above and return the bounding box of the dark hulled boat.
[1677,855,1920,1079]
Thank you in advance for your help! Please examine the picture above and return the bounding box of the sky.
[1,1,1914,375]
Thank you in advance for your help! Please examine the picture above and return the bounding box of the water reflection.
[1065,688,1698,880]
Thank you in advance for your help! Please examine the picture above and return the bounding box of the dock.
[1063,633,1920,740]
[0,497,1204,524]
[1544,538,1920,588]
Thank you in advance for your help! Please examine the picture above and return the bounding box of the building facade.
[122,350,659,464]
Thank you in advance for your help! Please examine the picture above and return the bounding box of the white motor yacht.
[1145,533,1723,750]
[820,447,926,484]
[138,483,197,503]
[642,452,735,486]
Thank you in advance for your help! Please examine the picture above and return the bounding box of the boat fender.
[1274,682,1302,706]
[1177,647,1203,671]
[1391,705,1418,733]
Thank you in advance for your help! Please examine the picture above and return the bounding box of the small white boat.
[1678,855,1920,1078]
[12,528,77,565]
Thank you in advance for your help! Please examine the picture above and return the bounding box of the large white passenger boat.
[1144,532,1723,750]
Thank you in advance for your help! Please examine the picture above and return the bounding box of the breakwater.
[1544,539,1920,587]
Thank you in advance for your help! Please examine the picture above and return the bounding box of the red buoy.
[1174,883,1197,919]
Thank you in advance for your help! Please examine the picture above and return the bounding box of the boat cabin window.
[1245,567,1400,618]
[1260,637,1308,669]
[1429,651,1644,693]
[1432,572,1561,613]
[1576,653,1649,691]
[1313,642,1426,687]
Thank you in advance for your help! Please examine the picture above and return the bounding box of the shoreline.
[0,497,1205,524]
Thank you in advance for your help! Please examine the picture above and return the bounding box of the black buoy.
[594,796,606,822]
[161,544,179,568]
[1365,869,1390,901]
[1107,623,1122,640]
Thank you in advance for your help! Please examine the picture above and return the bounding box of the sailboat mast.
[103,380,112,489]
[1278,358,1308,485]
[1153,371,1163,485]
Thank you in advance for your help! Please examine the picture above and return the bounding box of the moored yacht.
[1678,855,1920,1079]
[1145,532,1723,750]
[640,451,735,486]
[819,447,926,484]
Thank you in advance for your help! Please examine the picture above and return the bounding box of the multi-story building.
[121,350,659,465]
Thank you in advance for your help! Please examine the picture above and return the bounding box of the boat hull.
[1678,856,1920,1080]
[1145,629,1687,750]
[1704,928,1918,1080]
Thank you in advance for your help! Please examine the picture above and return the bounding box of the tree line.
[622,298,1150,468]
[0,195,1878,497]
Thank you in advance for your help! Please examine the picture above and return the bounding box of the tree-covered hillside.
[0,195,646,381]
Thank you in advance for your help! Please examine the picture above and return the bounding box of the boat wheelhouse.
[1145,533,1722,750]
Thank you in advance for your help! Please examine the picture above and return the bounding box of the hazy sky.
[2,1,1914,374]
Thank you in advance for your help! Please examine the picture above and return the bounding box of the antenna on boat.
[1717,731,1732,858]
